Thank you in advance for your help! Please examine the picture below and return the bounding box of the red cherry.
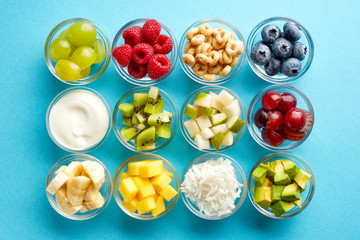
[254,108,270,128]
[262,128,284,146]
[284,108,306,130]
[299,110,314,132]
[261,91,282,111]
[283,126,306,137]
[266,111,283,131]
[278,92,297,113]
[285,133,305,141]
[275,126,287,139]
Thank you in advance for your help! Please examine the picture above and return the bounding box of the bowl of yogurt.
[46,87,112,153]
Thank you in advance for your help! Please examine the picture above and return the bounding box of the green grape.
[55,59,81,82]
[92,39,106,64]
[80,66,91,79]
[71,46,96,70]
[67,21,97,47]
[58,29,69,39]
[49,38,72,62]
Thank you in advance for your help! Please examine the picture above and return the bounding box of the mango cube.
[128,161,145,176]
[137,184,156,200]
[122,198,138,214]
[132,176,151,188]
[151,173,172,192]
[151,196,166,217]
[159,185,177,201]
[119,177,138,202]
[163,168,173,178]
[137,197,156,214]
[139,160,163,178]
[120,172,130,181]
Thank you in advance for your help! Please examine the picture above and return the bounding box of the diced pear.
[209,91,224,111]
[211,123,228,135]
[194,92,212,108]
[184,104,198,120]
[195,133,210,150]
[222,100,240,118]
[210,112,228,126]
[222,131,234,146]
[200,128,215,139]
[210,132,224,150]
[184,119,201,138]
[196,115,212,130]
[226,117,245,133]
[217,90,234,106]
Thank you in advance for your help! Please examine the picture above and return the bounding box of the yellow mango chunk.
[122,198,138,214]
[151,173,172,192]
[159,185,177,201]
[132,176,151,188]
[120,172,130,181]
[128,161,146,176]
[163,168,173,178]
[137,184,155,200]
[119,177,138,202]
[153,193,159,202]
[139,160,163,178]
[137,197,156,214]
[151,196,166,217]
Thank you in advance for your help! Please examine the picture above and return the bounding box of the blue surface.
[1,0,359,239]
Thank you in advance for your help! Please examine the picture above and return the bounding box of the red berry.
[283,126,306,138]
[122,26,142,47]
[275,126,287,139]
[132,43,154,65]
[112,44,132,68]
[127,60,147,79]
[262,128,284,146]
[254,108,270,128]
[278,92,297,113]
[284,108,306,130]
[261,91,282,111]
[153,34,173,54]
[299,110,314,132]
[285,132,305,141]
[148,54,171,80]
[266,110,283,131]
[141,19,161,44]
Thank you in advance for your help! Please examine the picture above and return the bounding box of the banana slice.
[79,204,89,213]
[84,191,104,210]
[67,176,91,205]
[64,161,83,177]
[82,161,105,189]
[46,172,68,195]
[55,165,67,176]
[56,187,82,215]
[84,183,99,201]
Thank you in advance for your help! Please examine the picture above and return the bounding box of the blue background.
[1,0,359,239]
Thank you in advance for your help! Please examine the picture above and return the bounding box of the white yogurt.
[49,89,109,150]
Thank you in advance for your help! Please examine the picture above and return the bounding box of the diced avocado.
[270,160,283,171]
[252,166,268,184]
[271,185,285,203]
[255,178,273,187]
[300,184,307,193]
[260,163,276,177]
[254,186,272,209]
[293,196,302,208]
[270,201,295,217]
[274,163,291,185]
[294,169,311,189]
[185,104,198,120]
[281,183,301,201]
[281,160,299,180]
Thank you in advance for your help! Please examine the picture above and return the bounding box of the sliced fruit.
[227,117,245,133]
[84,191,105,210]
[202,107,214,116]
[294,169,311,189]
[222,100,240,118]
[136,126,156,151]
[67,176,91,205]
[121,124,146,141]
[151,196,166,217]
[211,123,228,135]
[271,185,285,202]
[184,119,201,138]
[194,92,212,108]
[153,95,165,114]
[281,182,301,201]
[200,128,215,139]
[156,123,171,138]
[270,201,295,217]
[210,132,225,150]
[81,161,105,189]
[148,113,170,127]
[222,131,234,146]
[144,87,159,114]
[46,172,68,195]
[185,104,198,120]
[209,91,224,111]
[210,112,227,126]
[64,161,83,177]
[56,187,82,215]
[195,133,210,150]
[254,186,272,209]
[252,166,267,184]
[196,115,212,130]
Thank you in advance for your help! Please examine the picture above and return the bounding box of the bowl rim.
[45,153,113,220]
[111,18,178,86]
[246,16,314,84]
[180,85,247,152]
[247,84,314,151]
[178,17,246,85]
[46,86,112,153]
[247,152,315,219]
[180,153,248,220]
[44,17,111,85]
[112,153,180,220]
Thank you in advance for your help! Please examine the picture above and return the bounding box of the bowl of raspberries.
[112,19,178,85]
[246,17,314,84]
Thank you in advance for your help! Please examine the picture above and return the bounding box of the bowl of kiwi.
[112,86,179,152]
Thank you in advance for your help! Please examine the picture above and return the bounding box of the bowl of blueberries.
[246,17,314,84]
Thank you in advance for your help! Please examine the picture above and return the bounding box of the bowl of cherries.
[247,85,314,151]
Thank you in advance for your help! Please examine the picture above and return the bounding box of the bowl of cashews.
[179,18,246,85]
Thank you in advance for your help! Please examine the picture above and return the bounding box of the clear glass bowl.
[112,18,178,86]
[45,154,112,220]
[44,18,111,85]
[247,152,315,219]
[247,84,314,151]
[46,87,112,153]
[112,86,179,153]
[181,153,247,220]
[180,86,246,152]
[246,17,314,84]
[178,18,246,85]
[113,154,180,220]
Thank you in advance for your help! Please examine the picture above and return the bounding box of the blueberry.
[281,58,301,77]
[292,42,307,60]
[272,38,293,59]
[250,42,271,65]
[264,58,281,76]
[283,22,302,42]
[261,24,281,43]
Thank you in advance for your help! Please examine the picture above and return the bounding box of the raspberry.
[153,34,173,54]
[148,54,171,80]
[141,19,161,44]
[128,60,148,79]
[132,43,154,65]
[112,44,132,68]
[122,26,142,47]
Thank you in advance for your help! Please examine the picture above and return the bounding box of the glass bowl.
[247,84,314,151]
[46,86,112,153]
[45,154,112,220]
[178,18,246,85]
[44,18,111,85]
[112,18,178,86]
[246,16,314,84]
[112,86,179,153]
[113,154,180,220]
[180,86,246,152]
[247,152,315,219]
[181,153,247,220]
